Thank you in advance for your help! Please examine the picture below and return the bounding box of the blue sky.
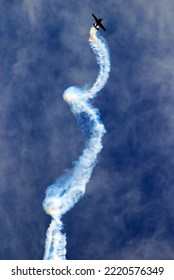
[1,0,174,259]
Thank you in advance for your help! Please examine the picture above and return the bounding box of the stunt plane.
[92,14,106,31]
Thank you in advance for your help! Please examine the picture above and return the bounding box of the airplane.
[92,13,106,31]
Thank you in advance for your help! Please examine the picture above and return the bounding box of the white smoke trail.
[43,27,110,260]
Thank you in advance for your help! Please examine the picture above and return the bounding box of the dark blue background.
[1,0,174,259]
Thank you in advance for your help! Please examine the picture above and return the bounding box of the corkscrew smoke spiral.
[43,27,110,260]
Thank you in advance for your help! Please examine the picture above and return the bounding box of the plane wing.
[99,23,106,31]
[92,13,98,22]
